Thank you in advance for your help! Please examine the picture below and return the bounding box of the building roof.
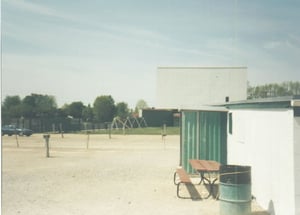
[223,95,300,109]
[180,106,228,112]
[176,96,300,112]
[157,66,247,70]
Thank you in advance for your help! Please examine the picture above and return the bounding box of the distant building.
[156,67,247,109]
[141,108,179,127]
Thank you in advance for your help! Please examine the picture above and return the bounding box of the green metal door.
[181,110,227,173]
[181,111,198,173]
[199,111,227,164]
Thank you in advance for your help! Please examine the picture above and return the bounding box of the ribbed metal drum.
[219,165,251,215]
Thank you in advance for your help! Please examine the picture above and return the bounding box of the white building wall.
[227,109,296,215]
[294,117,300,215]
[156,67,247,109]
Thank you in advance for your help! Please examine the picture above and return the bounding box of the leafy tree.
[247,81,300,99]
[2,95,22,119]
[82,104,94,122]
[22,94,57,118]
[135,99,148,113]
[2,95,21,109]
[93,95,115,123]
[54,108,68,118]
[115,102,129,120]
[63,101,85,119]
[22,95,37,118]
[289,81,300,95]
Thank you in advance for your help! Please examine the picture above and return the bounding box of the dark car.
[1,125,18,136]
[2,125,33,136]
[17,128,33,136]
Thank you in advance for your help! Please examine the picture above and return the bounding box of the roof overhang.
[222,96,300,109]
[180,106,228,112]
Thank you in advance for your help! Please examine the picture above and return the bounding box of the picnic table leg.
[173,171,179,185]
[211,178,219,199]
[199,172,213,199]
[176,183,181,198]
[200,173,219,199]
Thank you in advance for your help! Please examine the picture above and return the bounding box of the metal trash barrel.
[219,165,251,215]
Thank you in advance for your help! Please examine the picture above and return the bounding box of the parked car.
[2,125,17,136]
[2,125,33,136]
[17,128,33,136]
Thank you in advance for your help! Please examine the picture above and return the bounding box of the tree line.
[1,93,148,132]
[2,81,299,132]
[247,81,300,99]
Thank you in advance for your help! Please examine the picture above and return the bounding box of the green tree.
[1,95,22,123]
[290,81,300,95]
[22,95,36,119]
[54,108,67,118]
[247,81,300,99]
[22,94,57,118]
[82,104,94,122]
[93,95,115,123]
[115,102,129,120]
[135,99,148,113]
[63,101,85,119]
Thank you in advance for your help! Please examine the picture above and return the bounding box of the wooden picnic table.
[189,159,220,198]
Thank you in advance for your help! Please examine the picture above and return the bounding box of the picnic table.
[189,159,220,198]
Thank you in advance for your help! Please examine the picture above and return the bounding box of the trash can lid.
[220,165,251,184]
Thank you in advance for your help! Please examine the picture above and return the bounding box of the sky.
[1,0,300,108]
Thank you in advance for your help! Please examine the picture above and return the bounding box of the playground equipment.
[111,116,147,130]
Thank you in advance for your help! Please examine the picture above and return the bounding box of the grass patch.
[80,127,180,135]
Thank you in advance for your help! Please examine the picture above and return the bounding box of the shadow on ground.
[186,184,202,201]
[251,212,270,215]
[182,184,218,200]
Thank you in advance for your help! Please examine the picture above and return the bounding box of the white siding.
[227,109,295,215]
[294,117,300,215]
[156,67,247,109]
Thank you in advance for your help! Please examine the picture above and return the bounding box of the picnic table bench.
[174,160,220,199]
[173,167,193,198]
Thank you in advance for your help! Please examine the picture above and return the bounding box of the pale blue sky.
[2,0,300,108]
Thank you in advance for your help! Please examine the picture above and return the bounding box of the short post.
[162,123,167,149]
[108,123,111,139]
[15,133,19,148]
[43,134,50,158]
[60,123,64,138]
[105,122,112,139]
[86,131,90,149]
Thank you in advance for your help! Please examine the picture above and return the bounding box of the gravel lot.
[2,134,268,215]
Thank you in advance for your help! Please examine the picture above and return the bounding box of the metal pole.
[60,123,64,138]
[15,133,19,148]
[105,122,112,139]
[43,134,50,158]
[162,123,167,150]
[108,123,111,139]
[86,131,90,149]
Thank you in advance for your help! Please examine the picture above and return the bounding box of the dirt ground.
[2,134,269,215]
